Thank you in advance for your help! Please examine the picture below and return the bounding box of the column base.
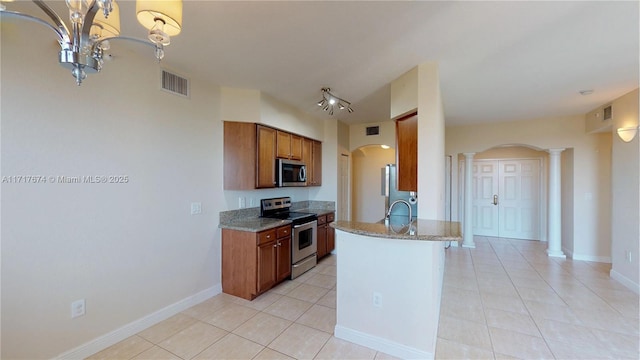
[546,249,566,258]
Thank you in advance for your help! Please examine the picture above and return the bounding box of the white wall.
[335,231,445,359]
[610,89,639,292]
[1,23,222,358]
[349,121,395,152]
[446,115,612,261]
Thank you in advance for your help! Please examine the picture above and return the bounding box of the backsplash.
[291,200,336,211]
[219,200,335,225]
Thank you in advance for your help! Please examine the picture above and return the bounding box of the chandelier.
[0,0,183,85]
[317,87,353,116]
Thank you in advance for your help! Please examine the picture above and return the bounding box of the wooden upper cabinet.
[396,112,417,192]
[311,140,322,186]
[224,122,257,190]
[256,125,277,188]
[224,121,319,189]
[276,131,302,160]
[302,137,313,180]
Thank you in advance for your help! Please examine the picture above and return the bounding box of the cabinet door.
[302,138,313,184]
[396,112,417,191]
[276,236,291,282]
[223,122,257,190]
[257,240,277,293]
[290,134,303,160]
[317,223,327,258]
[327,224,335,254]
[311,140,322,186]
[276,131,291,159]
[257,125,277,188]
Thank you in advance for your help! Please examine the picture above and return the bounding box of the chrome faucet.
[386,199,412,225]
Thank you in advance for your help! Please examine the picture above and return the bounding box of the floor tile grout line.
[494,237,566,359]
[486,236,558,359]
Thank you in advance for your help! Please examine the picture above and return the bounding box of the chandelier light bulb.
[66,0,91,24]
[0,0,183,85]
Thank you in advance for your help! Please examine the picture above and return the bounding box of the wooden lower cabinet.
[317,212,335,259]
[222,225,291,300]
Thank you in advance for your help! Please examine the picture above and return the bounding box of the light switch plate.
[190,202,202,215]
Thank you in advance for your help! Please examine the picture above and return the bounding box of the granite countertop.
[331,219,462,242]
[219,217,292,232]
[219,206,335,233]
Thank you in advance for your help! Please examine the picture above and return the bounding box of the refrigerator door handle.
[381,166,390,196]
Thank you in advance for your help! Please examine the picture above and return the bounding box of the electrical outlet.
[373,292,382,308]
[238,197,246,209]
[71,299,85,318]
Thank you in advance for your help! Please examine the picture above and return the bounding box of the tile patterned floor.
[88,237,639,359]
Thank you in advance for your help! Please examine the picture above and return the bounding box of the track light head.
[316,87,353,115]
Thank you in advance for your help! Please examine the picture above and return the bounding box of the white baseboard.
[572,254,612,263]
[562,247,611,263]
[56,284,222,360]
[334,325,433,360]
[610,269,640,294]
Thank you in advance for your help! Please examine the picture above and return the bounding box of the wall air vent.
[366,126,380,136]
[161,70,189,98]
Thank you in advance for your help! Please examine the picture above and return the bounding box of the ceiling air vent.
[161,70,189,97]
[366,126,380,136]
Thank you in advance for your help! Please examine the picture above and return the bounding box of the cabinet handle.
[273,244,278,248]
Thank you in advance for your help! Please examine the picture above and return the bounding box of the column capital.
[463,152,476,158]
[547,148,566,154]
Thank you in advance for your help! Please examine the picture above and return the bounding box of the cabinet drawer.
[258,229,277,245]
[327,213,335,222]
[277,226,291,239]
[317,215,327,225]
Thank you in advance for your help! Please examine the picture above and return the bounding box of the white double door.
[471,159,541,240]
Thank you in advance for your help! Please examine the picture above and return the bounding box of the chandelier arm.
[31,0,70,43]
[0,10,66,43]
[96,36,158,49]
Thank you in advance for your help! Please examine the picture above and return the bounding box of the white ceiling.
[6,1,640,126]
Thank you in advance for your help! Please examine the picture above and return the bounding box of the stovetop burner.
[260,197,317,225]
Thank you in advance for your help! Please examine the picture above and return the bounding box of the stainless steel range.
[260,197,318,279]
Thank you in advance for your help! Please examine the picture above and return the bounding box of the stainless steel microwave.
[277,159,307,187]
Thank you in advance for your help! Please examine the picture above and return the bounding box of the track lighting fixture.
[317,87,353,115]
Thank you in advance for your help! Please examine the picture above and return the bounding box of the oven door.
[292,220,317,263]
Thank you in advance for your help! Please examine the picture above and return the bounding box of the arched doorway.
[351,145,395,222]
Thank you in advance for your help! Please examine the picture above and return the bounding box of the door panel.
[470,159,541,240]
[499,159,540,240]
[472,162,499,236]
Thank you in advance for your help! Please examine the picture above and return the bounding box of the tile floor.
[88,237,639,359]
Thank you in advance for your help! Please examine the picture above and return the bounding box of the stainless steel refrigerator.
[381,164,417,220]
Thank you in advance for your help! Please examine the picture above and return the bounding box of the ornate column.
[462,153,476,248]
[547,148,566,258]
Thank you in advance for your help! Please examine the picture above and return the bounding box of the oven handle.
[293,220,317,230]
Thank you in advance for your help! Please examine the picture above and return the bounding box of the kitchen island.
[331,219,461,359]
